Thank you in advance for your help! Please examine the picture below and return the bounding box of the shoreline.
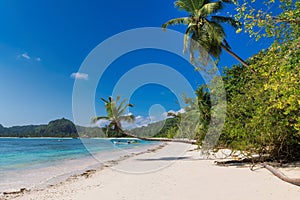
[2,142,300,200]
[0,142,166,200]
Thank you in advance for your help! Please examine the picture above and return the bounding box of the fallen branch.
[262,163,300,187]
[215,159,300,187]
[3,188,28,195]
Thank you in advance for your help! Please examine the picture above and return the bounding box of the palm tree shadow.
[136,156,193,161]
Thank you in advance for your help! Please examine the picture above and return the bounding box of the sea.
[0,138,158,193]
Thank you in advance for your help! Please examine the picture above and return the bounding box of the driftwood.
[262,163,300,187]
[215,159,300,187]
[3,188,28,195]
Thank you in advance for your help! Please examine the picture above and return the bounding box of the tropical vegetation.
[91,0,300,164]
[162,0,249,67]
[172,0,300,162]
[92,96,135,137]
[217,0,300,162]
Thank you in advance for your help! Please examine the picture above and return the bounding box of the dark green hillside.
[44,118,77,137]
[0,124,6,132]
[0,119,74,137]
[0,118,114,138]
[129,118,179,138]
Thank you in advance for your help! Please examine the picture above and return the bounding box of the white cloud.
[166,108,185,116]
[135,116,152,127]
[124,112,133,116]
[122,115,152,130]
[176,108,185,114]
[94,119,109,127]
[71,72,89,80]
[17,53,42,62]
[18,53,31,60]
[135,116,143,120]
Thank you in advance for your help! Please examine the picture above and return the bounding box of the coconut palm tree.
[162,0,249,68]
[93,96,135,136]
[93,96,197,144]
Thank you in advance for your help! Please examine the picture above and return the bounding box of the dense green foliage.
[219,37,300,161]
[215,0,300,161]
[235,0,299,42]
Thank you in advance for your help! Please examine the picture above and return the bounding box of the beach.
[2,142,299,200]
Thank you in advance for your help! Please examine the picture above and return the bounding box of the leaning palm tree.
[93,96,135,136]
[162,0,249,68]
[93,96,197,144]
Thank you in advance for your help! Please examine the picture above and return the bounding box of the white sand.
[3,143,300,200]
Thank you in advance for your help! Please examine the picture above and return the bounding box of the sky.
[0,0,276,127]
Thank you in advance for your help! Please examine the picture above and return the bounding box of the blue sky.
[0,0,275,127]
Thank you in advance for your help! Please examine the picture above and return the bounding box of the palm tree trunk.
[220,43,249,68]
[123,131,197,145]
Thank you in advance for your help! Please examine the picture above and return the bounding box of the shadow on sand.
[135,156,194,161]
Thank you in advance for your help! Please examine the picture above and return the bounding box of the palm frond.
[162,17,189,30]
[183,25,196,53]
[110,101,118,117]
[175,0,197,13]
[117,99,128,114]
[220,0,236,4]
[206,21,226,43]
[101,97,108,103]
[204,27,224,57]
[114,98,134,118]
[197,0,210,8]
[198,2,223,17]
[211,16,240,28]
[117,104,133,117]
[116,95,121,103]
[223,39,231,49]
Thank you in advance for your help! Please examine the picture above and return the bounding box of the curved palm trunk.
[220,43,249,68]
[262,163,300,187]
[123,131,197,145]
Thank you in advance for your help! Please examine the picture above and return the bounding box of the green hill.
[0,118,105,138]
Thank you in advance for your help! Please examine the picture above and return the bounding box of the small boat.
[111,139,139,145]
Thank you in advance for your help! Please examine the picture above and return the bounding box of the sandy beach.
[2,142,300,200]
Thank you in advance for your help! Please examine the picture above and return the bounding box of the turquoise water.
[0,138,158,192]
[0,138,155,173]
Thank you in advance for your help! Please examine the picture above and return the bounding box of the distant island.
[0,118,106,138]
[0,118,179,138]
